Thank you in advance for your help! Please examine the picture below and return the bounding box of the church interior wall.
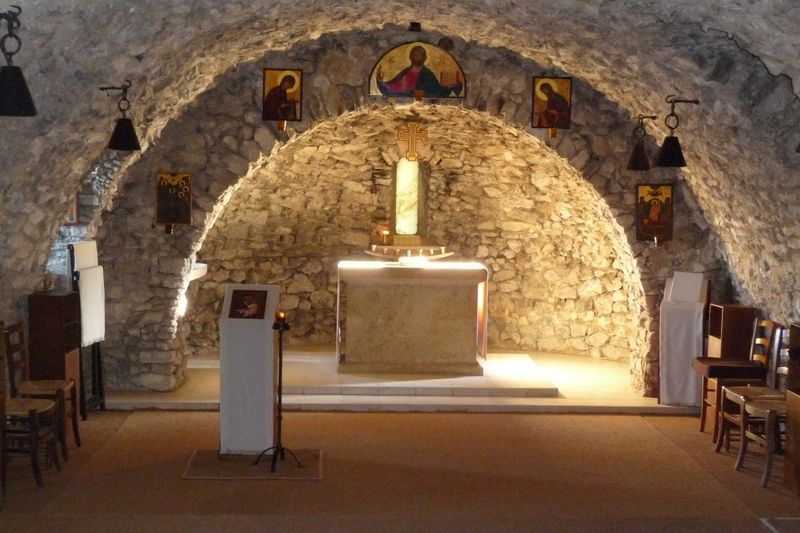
[0,2,796,397]
[92,31,728,394]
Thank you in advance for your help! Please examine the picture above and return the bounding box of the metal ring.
[633,124,646,139]
[664,112,680,132]
[117,98,131,112]
[0,32,21,58]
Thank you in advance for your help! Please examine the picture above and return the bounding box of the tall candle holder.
[253,311,302,472]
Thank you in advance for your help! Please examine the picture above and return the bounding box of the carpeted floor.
[1,410,800,532]
[183,448,323,480]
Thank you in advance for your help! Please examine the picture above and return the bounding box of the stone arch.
[95,30,728,393]
[3,4,797,339]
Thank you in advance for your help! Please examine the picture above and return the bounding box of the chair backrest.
[749,319,779,366]
[773,326,792,392]
[4,321,29,398]
[749,319,784,389]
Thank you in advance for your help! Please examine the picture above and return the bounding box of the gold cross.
[397,122,427,161]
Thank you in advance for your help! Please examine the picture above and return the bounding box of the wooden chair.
[5,322,81,462]
[4,397,61,488]
[737,397,786,487]
[716,323,787,452]
[692,318,780,443]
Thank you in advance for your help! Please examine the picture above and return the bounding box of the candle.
[275,311,287,324]
[381,230,391,245]
[371,244,377,251]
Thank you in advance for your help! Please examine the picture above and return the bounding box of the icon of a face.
[410,46,427,67]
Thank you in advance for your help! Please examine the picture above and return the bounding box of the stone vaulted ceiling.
[0,1,798,392]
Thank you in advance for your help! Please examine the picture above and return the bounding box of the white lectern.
[219,284,278,454]
[659,272,708,406]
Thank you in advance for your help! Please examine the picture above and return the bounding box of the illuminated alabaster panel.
[394,157,419,235]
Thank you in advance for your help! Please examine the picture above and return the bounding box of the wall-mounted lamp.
[99,80,141,151]
[655,95,699,167]
[0,6,36,116]
[626,114,657,171]
[369,174,379,195]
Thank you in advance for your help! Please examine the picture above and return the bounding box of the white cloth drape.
[77,265,105,346]
[659,275,708,407]
[70,240,98,271]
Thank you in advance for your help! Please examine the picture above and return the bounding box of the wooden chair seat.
[737,397,787,487]
[18,379,75,394]
[4,397,61,488]
[717,386,785,453]
[5,398,55,418]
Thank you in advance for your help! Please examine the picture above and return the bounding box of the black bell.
[655,136,686,167]
[626,141,651,171]
[0,65,36,116]
[107,117,141,151]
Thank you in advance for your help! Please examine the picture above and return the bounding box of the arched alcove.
[186,105,650,362]
[93,30,730,394]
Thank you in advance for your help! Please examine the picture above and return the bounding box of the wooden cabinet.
[27,291,81,405]
[706,303,758,360]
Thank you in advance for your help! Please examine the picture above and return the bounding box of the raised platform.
[106,349,699,414]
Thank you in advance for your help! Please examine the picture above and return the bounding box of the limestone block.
[280,294,300,309]
[139,350,178,364]
[587,332,610,347]
[310,290,335,309]
[137,373,177,391]
[570,323,588,337]
[288,274,316,293]
[492,270,515,282]
[538,337,561,352]
[578,278,603,298]
[594,294,614,315]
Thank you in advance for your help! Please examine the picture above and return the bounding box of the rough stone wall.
[190,112,647,361]
[0,2,795,393]
[97,31,728,394]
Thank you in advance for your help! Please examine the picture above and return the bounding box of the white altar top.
[336,260,489,375]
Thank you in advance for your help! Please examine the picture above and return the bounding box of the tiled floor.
[107,347,699,414]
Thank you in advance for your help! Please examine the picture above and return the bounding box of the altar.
[336,260,489,375]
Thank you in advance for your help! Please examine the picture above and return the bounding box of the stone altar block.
[336,260,488,375]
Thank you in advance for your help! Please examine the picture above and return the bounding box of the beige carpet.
[2,410,800,532]
[183,448,322,480]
